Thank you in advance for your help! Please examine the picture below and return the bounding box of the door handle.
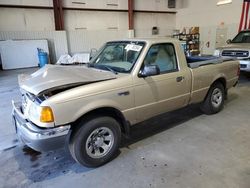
[118,91,130,96]
[176,76,184,82]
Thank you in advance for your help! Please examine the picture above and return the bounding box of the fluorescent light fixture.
[217,0,232,6]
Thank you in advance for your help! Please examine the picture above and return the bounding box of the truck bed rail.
[187,56,235,69]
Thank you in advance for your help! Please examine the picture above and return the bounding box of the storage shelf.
[173,33,200,56]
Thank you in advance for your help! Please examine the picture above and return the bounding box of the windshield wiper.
[88,64,118,74]
[101,65,118,74]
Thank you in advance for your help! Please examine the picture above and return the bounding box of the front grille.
[240,64,247,68]
[221,50,249,57]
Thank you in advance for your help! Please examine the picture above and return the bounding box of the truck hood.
[218,43,250,51]
[18,64,117,95]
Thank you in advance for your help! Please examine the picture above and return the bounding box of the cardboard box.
[190,27,199,34]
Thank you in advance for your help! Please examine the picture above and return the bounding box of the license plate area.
[240,64,247,68]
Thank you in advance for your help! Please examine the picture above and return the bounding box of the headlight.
[213,49,221,57]
[28,103,41,121]
[29,104,54,123]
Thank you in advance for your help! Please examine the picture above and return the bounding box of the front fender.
[72,99,124,123]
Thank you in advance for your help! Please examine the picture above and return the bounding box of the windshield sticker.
[125,44,143,52]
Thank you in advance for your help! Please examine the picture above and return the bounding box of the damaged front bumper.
[12,101,71,152]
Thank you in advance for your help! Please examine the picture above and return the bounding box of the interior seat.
[154,47,176,72]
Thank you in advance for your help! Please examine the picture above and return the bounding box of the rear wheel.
[200,82,225,115]
[69,116,121,167]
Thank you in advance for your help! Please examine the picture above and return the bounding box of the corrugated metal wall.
[0,30,129,63]
[0,0,177,64]
[67,30,128,54]
[0,31,68,62]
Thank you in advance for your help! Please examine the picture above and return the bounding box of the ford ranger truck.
[214,29,250,73]
[12,38,239,167]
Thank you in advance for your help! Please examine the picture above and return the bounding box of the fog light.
[40,106,54,123]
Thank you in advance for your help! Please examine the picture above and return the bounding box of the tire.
[69,116,121,167]
[200,82,225,115]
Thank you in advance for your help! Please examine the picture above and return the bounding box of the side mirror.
[226,39,232,44]
[139,65,160,77]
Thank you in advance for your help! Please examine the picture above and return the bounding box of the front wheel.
[200,82,225,115]
[69,116,121,167]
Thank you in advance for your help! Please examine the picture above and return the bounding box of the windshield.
[232,31,250,43]
[89,41,145,73]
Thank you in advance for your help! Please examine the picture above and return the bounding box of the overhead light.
[217,0,232,6]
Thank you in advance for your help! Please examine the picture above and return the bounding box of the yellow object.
[40,106,54,123]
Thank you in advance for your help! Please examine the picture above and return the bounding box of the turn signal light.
[40,106,54,123]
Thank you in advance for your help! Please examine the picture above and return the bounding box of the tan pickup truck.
[12,38,239,167]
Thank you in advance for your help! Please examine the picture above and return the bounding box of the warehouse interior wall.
[176,0,242,54]
[0,0,242,60]
[0,0,177,62]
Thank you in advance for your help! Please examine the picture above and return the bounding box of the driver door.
[133,43,191,122]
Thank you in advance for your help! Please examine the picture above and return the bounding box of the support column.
[58,0,64,30]
[128,0,134,38]
[53,0,64,30]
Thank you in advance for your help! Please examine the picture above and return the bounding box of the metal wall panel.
[134,0,176,11]
[134,13,176,37]
[0,31,68,62]
[67,30,128,54]
[64,11,128,31]
[63,0,127,9]
[0,30,128,63]
[135,29,174,38]
[0,0,52,6]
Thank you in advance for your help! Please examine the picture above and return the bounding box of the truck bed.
[186,55,235,69]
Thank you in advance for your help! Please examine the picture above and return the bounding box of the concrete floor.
[0,68,250,188]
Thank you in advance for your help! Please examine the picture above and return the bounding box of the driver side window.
[144,43,178,74]
[99,45,124,63]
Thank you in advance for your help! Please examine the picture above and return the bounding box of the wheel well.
[213,77,226,90]
[72,107,130,136]
[212,77,227,96]
[202,77,227,103]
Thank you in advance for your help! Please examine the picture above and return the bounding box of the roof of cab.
[108,37,180,44]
